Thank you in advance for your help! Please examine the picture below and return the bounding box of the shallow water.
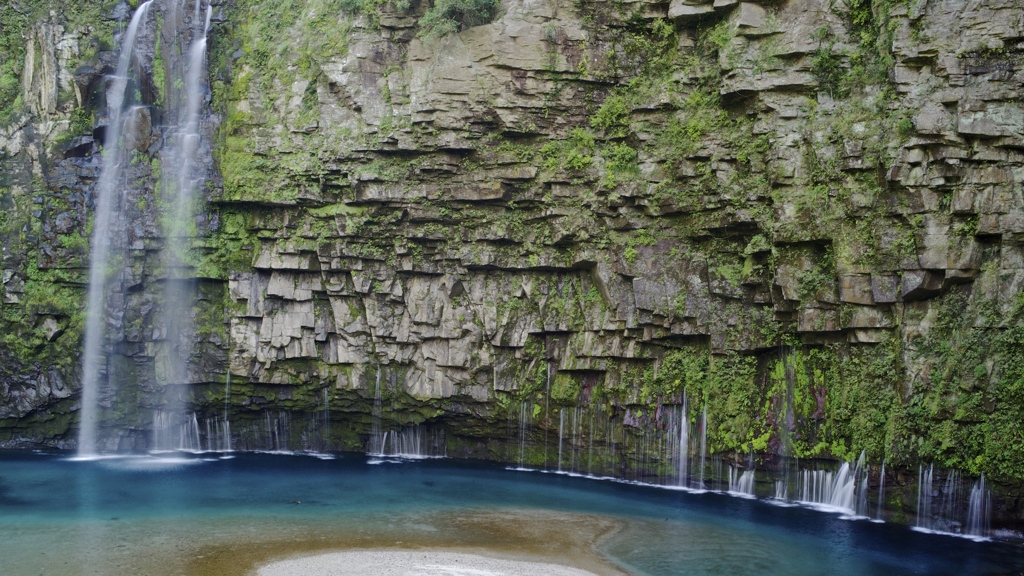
[0,451,1020,575]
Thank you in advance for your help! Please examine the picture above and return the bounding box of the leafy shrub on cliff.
[419,0,500,37]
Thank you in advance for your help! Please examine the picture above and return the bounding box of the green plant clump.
[419,0,501,37]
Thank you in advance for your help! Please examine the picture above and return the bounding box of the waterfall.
[728,465,755,497]
[917,464,934,529]
[876,459,885,521]
[796,452,866,515]
[966,473,991,539]
[697,405,707,489]
[587,405,595,475]
[517,401,529,468]
[557,408,565,472]
[223,370,232,450]
[321,387,330,449]
[369,366,384,455]
[156,0,212,451]
[544,361,552,468]
[774,479,788,500]
[678,392,689,487]
[77,0,153,457]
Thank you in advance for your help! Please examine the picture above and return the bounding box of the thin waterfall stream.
[77,0,154,458]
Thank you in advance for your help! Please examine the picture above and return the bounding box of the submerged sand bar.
[257,550,601,576]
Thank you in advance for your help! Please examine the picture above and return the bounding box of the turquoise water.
[1,451,1020,575]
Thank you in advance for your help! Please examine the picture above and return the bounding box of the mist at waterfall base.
[1,452,1019,576]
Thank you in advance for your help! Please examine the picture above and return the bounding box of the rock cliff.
[2,0,1024,527]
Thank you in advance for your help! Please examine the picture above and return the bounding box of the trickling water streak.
[518,401,528,467]
[774,479,787,500]
[369,366,384,455]
[877,460,886,521]
[678,392,689,487]
[322,387,330,449]
[917,464,934,529]
[223,370,232,451]
[966,473,991,538]
[78,0,153,457]
[544,362,551,469]
[557,409,565,472]
[698,405,707,489]
[570,407,579,474]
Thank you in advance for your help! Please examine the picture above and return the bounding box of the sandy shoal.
[257,550,602,576]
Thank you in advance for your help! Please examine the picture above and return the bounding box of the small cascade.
[856,453,869,516]
[203,415,232,451]
[388,426,422,457]
[371,425,446,459]
[543,361,552,468]
[152,409,201,451]
[796,452,866,515]
[369,366,385,455]
[774,479,788,500]
[78,0,154,457]
[697,405,707,489]
[264,411,290,451]
[678,393,689,487]
[557,409,565,472]
[321,387,331,449]
[728,466,756,497]
[182,413,201,450]
[222,371,232,451]
[915,465,988,537]
[587,405,595,475]
[517,401,530,468]
[916,464,934,529]
[966,474,991,539]
[876,460,885,521]
[569,407,579,473]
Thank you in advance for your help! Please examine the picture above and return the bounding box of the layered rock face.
[2,0,1024,521]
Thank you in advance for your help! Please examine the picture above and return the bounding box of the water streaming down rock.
[678,393,689,487]
[966,474,992,539]
[774,479,788,500]
[77,0,154,457]
[728,466,756,497]
[917,464,934,529]
[557,408,565,472]
[369,366,385,455]
[156,0,213,450]
[796,452,867,515]
[876,460,886,521]
[366,366,444,458]
[321,387,330,449]
[697,405,707,489]
[203,415,231,451]
[914,464,990,537]
[222,370,232,451]
[517,400,530,468]
[375,426,446,458]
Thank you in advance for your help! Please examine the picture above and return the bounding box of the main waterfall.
[77,0,154,457]
[77,0,213,455]
[152,0,214,450]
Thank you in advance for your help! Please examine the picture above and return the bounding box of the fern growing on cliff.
[419,0,500,37]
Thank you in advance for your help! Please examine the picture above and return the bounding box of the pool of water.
[1,451,1020,575]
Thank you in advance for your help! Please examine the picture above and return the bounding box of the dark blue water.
[1,451,1020,575]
